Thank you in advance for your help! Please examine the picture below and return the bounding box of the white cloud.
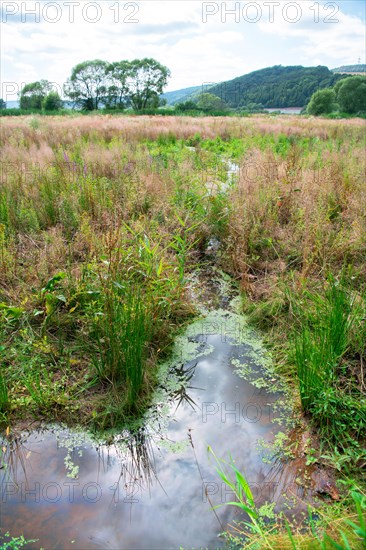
[259,7,365,65]
[1,0,365,101]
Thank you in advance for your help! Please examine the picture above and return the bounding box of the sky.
[1,0,365,101]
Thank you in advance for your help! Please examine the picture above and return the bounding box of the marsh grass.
[294,277,355,411]
[290,276,366,450]
[92,281,154,406]
[0,370,9,416]
[0,114,365,434]
[0,113,365,546]
[22,368,53,409]
[210,447,366,549]
[208,446,270,543]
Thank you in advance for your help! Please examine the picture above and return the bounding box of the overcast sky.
[1,0,365,100]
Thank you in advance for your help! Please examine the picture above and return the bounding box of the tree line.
[2,61,364,116]
[307,76,366,115]
[17,58,170,111]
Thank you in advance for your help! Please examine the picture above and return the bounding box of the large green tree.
[126,58,170,111]
[19,80,53,110]
[64,60,108,110]
[307,88,337,116]
[63,58,170,111]
[335,76,366,114]
[105,61,131,109]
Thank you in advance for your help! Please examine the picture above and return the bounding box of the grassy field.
[1,114,365,545]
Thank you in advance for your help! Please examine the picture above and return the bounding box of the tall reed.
[92,280,154,408]
[294,277,355,413]
[0,370,9,415]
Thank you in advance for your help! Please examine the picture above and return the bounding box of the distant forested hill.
[162,85,203,105]
[208,66,346,109]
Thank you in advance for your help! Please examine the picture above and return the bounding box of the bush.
[42,91,63,111]
[307,88,337,115]
[335,76,366,114]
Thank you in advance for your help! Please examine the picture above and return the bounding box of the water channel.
[1,157,313,549]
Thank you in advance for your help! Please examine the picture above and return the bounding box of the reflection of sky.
[2,331,290,549]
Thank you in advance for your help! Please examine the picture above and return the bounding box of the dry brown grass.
[227,131,366,289]
[1,114,365,301]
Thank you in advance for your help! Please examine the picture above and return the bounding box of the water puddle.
[186,144,239,196]
[0,307,313,549]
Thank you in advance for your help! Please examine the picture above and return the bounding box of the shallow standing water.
[1,308,302,549]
